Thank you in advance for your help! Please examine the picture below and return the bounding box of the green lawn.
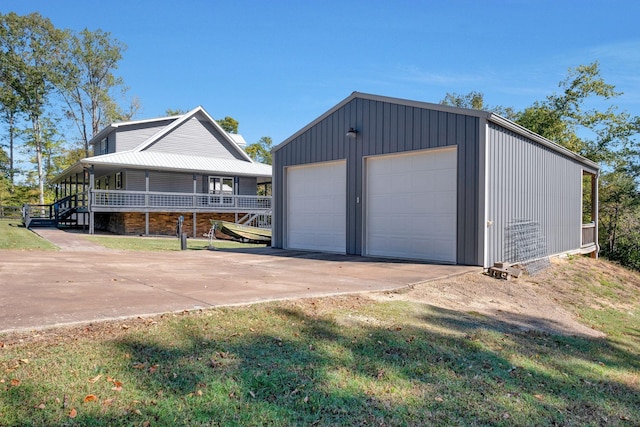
[82,234,266,251]
[0,219,57,250]
[1,259,638,426]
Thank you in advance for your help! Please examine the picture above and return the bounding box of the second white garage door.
[286,160,346,253]
[365,147,457,262]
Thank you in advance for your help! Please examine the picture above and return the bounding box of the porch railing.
[581,223,596,247]
[91,189,271,212]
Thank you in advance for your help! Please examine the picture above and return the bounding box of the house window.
[115,172,122,189]
[208,176,234,205]
[99,137,109,155]
[208,176,234,195]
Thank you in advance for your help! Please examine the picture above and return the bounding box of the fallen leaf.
[196,390,203,396]
[19,359,29,364]
[149,365,158,374]
[435,396,444,402]
[121,324,130,330]
[304,395,309,403]
[102,398,114,407]
[249,390,256,398]
[143,421,151,427]
[134,409,142,416]
[10,379,20,386]
[83,394,98,403]
[35,403,46,410]
[533,394,544,401]
[69,408,77,418]
[132,363,146,369]
[88,374,103,383]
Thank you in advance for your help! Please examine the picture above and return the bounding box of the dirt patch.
[372,256,640,338]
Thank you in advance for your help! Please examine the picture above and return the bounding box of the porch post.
[83,170,87,232]
[145,170,150,235]
[89,166,95,234]
[593,172,599,258]
[193,174,197,237]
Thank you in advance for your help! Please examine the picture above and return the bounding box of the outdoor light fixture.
[346,127,358,139]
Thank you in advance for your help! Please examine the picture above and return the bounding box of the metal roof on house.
[55,106,267,182]
[80,151,272,177]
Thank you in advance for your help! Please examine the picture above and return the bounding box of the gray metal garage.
[272,92,599,267]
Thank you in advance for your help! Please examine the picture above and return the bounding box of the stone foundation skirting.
[95,212,241,237]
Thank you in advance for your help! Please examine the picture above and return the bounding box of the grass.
[82,234,267,251]
[0,219,57,250]
[0,219,265,252]
[1,260,639,426]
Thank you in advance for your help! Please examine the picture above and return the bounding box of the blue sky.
[3,0,640,147]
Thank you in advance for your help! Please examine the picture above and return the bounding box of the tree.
[0,72,21,187]
[216,116,238,133]
[513,62,640,167]
[58,28,129,157]
[441,91,485,110]
[245,136,272,165]
[0,12,66,204]
[165,108,186,116]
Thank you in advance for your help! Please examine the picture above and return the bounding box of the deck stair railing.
[238,208,272,229]
[22,193,86,228]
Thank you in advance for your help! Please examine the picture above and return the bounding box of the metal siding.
[272,97,482,264]
[485,123,582,267]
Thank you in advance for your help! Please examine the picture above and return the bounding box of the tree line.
[0,12,271,208]
[1,13,638,270]
[0,12,140,206]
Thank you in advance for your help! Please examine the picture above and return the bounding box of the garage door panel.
[287,161,346,253]
[366,148,457,263]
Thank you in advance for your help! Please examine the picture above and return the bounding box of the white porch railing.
[91,189,271,212]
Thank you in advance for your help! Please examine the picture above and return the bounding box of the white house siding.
[144,115,245,161]
[485,123,583,267]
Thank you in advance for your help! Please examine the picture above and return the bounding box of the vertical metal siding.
[272,97,481,264]
[485,122,582,267]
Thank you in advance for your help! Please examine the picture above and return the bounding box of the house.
[271,92,599,268]
[49,106,272,237]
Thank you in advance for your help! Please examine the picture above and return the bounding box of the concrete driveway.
[0,229,479,333]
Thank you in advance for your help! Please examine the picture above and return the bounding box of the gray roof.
[55,106,270,182]
[81,151,271,177]
[274,91,599,171]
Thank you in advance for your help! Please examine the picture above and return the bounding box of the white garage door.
[286,160,346,253]
[365,147,457,262]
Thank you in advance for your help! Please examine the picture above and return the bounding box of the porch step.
[27,218,58,228]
